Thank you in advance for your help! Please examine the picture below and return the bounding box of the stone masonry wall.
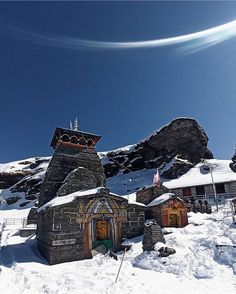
[39,143,105,205]
[122,206,145,239]
[136,185,169,205]
[37,203,87,264]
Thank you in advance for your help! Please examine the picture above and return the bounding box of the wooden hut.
[146,193,188,227]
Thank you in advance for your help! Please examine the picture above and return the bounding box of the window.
[182,187,192,196]
[78,137,86,146]
[70,136,78,144]
[61,134,69,142]
[196,186,205,195]
[87,139,94,147]
[215,183,225,194]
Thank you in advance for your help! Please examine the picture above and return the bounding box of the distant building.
[164,160,236,202]
[146,193,188,227]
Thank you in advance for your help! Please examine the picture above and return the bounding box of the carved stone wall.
[121,205,145,239]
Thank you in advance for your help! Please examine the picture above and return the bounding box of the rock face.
[0,157,50,208]
[102,118,213,179]
[0,171,31,189]
[230,150,236,173]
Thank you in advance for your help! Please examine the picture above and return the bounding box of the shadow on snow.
[0,239,48,267]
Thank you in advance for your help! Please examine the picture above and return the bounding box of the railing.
[3,218,37,228]
[180,193,236,205]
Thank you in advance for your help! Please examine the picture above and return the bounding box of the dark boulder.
[103,118,213,179]
[158,247,176,257]
[5,196,21,205]
[230,162,236,173]
[19,201,31,207]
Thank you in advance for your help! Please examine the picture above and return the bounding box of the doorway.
[96,220,108,240]
[92,219,113,250]
[169,214,178,227]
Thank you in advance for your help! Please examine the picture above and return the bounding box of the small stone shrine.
[142,219,166,251]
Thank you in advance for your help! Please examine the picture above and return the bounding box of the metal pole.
[207,161,218,212]
[230,200,235,222]
[115,247,127,283]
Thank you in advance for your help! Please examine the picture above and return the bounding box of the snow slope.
[0,204,236,294]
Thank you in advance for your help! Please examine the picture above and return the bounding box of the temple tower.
[39,121,106,206]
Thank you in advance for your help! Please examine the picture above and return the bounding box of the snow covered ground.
[0,204,236,294]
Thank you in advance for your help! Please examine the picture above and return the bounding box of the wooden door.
[96,220,108,240]
[169,214,178,227]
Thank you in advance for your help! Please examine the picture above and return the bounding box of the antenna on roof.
[70,118,79,131]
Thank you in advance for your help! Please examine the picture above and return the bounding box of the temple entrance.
[169,214,178,227]
[96,220,108,240]
[92,219,113,250]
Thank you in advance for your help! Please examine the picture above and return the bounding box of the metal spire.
[70,118,79,131]
[73,117,79,131]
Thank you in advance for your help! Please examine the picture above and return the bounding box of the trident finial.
[70,118,79,131]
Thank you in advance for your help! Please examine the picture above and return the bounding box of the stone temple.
[36,123,188,265]
[37,124,145,264]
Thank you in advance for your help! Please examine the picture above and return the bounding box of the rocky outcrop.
[0,157,50,207]
[230,150,236,173]
[0,171,31,189]
[102,118,213,179]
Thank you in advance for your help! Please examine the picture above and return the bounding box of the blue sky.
[0,1,236,162]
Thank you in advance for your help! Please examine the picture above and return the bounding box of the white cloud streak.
[0,20,236,52]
